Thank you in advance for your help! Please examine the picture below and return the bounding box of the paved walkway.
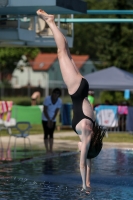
[1,131,133,151]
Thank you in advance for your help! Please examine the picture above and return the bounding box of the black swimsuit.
[70,78,95,134]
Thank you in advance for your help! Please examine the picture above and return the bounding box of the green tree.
[71,0,111,57]
[33,0,133,74]
[1,0,133,74]
[95,0,133,72]
[71,0,133,104]
[0,47,40,81]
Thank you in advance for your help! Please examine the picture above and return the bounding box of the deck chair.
[6,121,32,158]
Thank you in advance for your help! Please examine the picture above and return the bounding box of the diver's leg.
[86,159,91,188]
[78,119,92,191]
[78,141,91,189]
[36,9,82,94]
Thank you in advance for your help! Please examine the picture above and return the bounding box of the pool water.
[0,148,133,200]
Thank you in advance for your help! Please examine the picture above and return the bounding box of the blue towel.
[126,106,133,132]
[95,105,118,127]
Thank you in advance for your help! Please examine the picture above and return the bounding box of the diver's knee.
[81,120,92,134]
[57,48,67,58]
[81,121,89,132]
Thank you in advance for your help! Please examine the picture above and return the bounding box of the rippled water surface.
[0,148,133,200]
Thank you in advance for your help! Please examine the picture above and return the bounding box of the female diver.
[36,9,105,194]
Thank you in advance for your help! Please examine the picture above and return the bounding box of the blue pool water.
[0,148,133,200]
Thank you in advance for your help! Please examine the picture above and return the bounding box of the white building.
[11,66,48,89]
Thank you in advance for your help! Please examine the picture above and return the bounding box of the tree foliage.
[74,0,133,72]
[0,47,40,74]
[100,90,133,105]
[1,0,133,76]
[72,0,133,104]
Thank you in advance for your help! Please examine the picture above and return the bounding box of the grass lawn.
[0,124,44,136]
[55,132,133,143]
[103,132,133,143]
[1,124,133,143]
[0,124,70,136]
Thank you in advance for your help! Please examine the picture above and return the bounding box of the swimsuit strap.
[86,116,95,126]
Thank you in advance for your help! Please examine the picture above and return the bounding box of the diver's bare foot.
[81,187,91,194]
[36,9,54,23]
[86,186,91,193]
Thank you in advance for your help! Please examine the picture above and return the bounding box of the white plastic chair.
[6,121,32,158]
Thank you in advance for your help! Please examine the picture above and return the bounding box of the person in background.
[31,91,41,106]
[88,91,95,109]
[42,88,62,154]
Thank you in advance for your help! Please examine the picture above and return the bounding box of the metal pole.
[87,10,133,15]
[71,14,74,44]
[57,14,60,28]
[27,67,30,97]
[55,18,133,23]
[45,73,49,97]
